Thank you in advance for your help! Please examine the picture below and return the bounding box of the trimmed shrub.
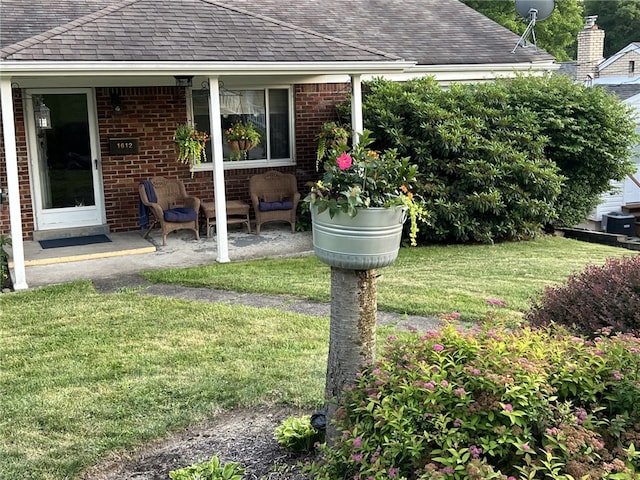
[526,255,640,337]
[359,77,564,244]
[351,75,637,242]
[307,325,640,479]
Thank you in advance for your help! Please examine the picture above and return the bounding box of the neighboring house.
[0,0,557,289]
[562,17,640,230]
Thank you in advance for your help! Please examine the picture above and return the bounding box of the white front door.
[27,88,105,231]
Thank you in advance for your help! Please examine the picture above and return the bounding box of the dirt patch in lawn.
[81,406,316,480]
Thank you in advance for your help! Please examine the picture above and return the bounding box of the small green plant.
[169,456,244,480]
[274,414,324,452]
[0,234,11,290]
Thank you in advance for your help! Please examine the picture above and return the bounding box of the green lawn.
[0,235,635,480]
[143,235,636,321]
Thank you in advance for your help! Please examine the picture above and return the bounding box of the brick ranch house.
[0,0,556,289]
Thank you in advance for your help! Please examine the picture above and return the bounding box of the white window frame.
[191,85,296,172]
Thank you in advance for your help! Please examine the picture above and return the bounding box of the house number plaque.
[109,138,139,155]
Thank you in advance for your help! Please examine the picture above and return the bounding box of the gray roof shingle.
[0,0,555,65]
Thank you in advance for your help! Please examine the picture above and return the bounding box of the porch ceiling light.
[35,101,51,130]
[175,75,193,87]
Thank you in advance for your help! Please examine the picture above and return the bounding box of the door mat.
[39,234,112,249]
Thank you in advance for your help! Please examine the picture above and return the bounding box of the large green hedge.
[355,75,637,243]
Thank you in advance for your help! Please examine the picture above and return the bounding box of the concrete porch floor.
[9,224,313,289]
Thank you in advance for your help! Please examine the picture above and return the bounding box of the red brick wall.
[0,90,34,237]
[1,82,349,238]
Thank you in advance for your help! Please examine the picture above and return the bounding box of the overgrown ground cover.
[1,236,636,479]
[143,236,635,322]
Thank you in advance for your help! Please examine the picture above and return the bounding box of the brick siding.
[0,82,348,239]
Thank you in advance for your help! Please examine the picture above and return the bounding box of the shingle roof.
[222,0,554,65]
[0,0,554,65]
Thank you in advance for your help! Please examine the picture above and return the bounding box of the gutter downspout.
[0,78,28,289]
[208,76,230,263]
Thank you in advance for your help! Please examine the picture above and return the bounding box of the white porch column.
[0,79,28,290]
[350,74,363,146]
[207,76,230,263]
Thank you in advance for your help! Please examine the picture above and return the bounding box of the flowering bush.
[317,121,350,165]
[526,255,640,337]
[307,323,640,479]
[174,123,209,167]
[306,130,428,246]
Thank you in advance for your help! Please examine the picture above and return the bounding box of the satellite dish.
[515,0,555,22]
[512,0,555,53]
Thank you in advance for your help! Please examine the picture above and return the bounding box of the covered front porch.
[8,222,313,290]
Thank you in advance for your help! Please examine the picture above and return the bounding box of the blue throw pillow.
[259,200,293,212]
[164,207,197,222]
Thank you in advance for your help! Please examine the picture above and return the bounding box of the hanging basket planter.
[227,140,254,152]
[311,205,407,270]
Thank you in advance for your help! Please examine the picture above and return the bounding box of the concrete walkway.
[13,225,441,332]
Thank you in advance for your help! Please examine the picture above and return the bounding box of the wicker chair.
[249,171,300,234]
[139,177,201,245]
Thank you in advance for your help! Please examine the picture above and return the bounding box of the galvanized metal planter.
[311,205,407,270]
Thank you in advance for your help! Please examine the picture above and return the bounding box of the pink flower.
[521,443,531,451]
[353,436,362,448]
[336,152,352,170]
[454,387,466,396]
[351,453,363,463]
[433,344,444,352]
[440,380,449,388]
[504,403,513,412]
[486,298,507,307]
[389,467,399,478]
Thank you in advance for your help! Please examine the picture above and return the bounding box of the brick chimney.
[576,16,605,84]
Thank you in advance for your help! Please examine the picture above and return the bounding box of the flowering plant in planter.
[223,121,261,160]
[316,121,350,166]
[174,123,209,167]
[306,130,427,246]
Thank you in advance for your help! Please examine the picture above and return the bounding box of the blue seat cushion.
[259,200,293,212]
[164,207,197,222]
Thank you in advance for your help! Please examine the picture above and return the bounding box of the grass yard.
[144,235,636,321]
[0,235,636,479]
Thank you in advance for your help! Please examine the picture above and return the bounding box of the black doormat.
[39,234,112,249]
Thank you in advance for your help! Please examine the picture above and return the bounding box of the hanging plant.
[174,123,209,167]
[316,121,350,168]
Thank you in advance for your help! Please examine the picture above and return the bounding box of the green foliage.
[174,123,209,167]
[360,77,563,243]
[308,325,640,479]
[169,456,244,480]
[307,130,428,245]
[526,255,640,337]
[316,121,350,166]
[501,74,638,227]
[462,0,584,61]
[274,415,324,452]
[358,75,638,241]
[584,0,640,57]
[0,234,11,290]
